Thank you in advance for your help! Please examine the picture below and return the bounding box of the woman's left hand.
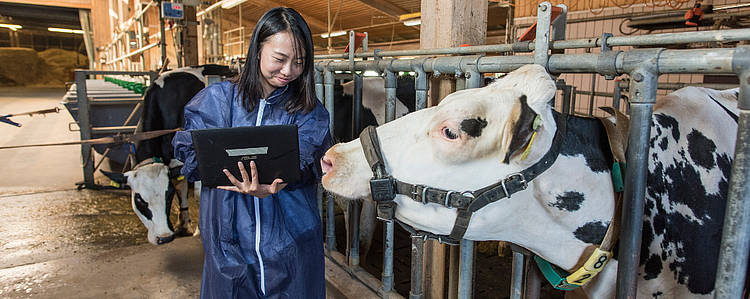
[218,161,287,198]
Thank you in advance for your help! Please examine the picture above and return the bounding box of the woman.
[172,7,331,298]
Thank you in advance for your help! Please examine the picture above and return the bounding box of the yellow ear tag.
[177,175,185,181]
[109,180,121,188]
[520,115,542,161]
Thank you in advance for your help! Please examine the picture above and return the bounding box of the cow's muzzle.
[156,234,175,244]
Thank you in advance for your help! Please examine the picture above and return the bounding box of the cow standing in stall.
[103,64,234,245]
[321,64,739,298]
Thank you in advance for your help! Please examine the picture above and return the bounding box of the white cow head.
[321,65,617,274]
[103,159,184,245]
[322,64,557,201]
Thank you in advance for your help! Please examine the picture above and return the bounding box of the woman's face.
[258,30,305,97]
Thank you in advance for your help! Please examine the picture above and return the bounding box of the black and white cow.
[321,64,740,298]
[104,64,234,245]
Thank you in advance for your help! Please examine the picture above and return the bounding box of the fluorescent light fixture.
[48,27,85,34]
[403,18,421,27]
[221,0,247,9]
[320,31,346,39]
[0,24,22,31]
[362,70,379,77]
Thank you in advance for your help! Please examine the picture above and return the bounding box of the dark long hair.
[233,7,316,113]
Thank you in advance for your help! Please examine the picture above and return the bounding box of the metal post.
[589,73,597,117]
[523,257,542,299]
[466,70,482,89]
[714,46,750,299]
[349,200,361,267]
[561,83,572,115]
[510,251,524,299]
[314,70,323,103]
[353,74,363,136]
[613,79,622,111]
[158,0,167,69]
[381,220,395,296]
[410,235,425,299]
[458,239,475,299]
[412,59,429,110]
[616,49,662,299]
[75,71,94,187]
[534,2,552,69]
[323,68,336,253]
[385,70,397,122]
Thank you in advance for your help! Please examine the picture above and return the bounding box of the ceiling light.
[48,27,85,34]
[403,19,421,27]
[0,24,22,31]
[221,0,247,9]
[320,31,347,39]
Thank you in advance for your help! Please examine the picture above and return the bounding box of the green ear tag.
[532,115,542,131]
[612,162,625,192]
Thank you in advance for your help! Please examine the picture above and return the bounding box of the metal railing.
[313,2,750,298]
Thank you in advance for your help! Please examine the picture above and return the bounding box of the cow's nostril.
[321,155,334,174]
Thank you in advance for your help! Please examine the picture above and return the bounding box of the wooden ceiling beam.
[243,0,328,32]
[353,0,408,19]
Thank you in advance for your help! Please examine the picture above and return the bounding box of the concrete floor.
[0,87,369,298]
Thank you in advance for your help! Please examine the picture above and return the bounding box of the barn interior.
[1,0,750,298]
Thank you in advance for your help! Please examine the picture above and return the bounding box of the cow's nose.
[321,155,334,174]
[156,234,175,245]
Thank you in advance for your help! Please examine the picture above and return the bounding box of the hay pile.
[0,47,88,87]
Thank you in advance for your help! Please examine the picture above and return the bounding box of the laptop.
[190,125,300,187]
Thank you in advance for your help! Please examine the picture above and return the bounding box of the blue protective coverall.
[172,81,332,299]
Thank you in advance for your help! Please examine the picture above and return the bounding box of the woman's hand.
[218,161,287,198]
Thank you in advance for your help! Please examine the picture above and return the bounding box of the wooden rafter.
[353,0,408,19]
[242,0,328,32]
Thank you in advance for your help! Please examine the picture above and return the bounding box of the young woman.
[172,7,331,298]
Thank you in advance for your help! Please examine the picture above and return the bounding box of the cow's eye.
[442,127,458,140]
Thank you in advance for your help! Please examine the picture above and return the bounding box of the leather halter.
[359,111,567,244]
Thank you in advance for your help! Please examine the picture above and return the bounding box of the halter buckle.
[411,185,430,204]
[445,191,457,207]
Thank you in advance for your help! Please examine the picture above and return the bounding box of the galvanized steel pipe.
[324,68,336,253]
[616,49,662,299]
[410,236,424,299]
[714,46,750,299]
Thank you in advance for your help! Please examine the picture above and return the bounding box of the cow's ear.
[101,170,129,187]
[502,95,538,164]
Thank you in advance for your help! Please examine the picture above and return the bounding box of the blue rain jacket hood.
[172,81,332,298]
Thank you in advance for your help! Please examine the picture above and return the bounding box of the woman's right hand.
[218,161,287,198]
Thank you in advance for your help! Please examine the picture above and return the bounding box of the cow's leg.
[174,178,192,236]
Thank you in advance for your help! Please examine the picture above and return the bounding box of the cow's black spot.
[642,145,730,295]
[643,254,663,280]
[460,117,488,138]
[687,129,717,169]
[550,191,585,211]
[133,193,153,220]
[559,113,612,172]
[658,137,669,151]
[573,221,609,244]
[654,113,680,141]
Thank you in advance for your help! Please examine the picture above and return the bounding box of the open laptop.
[190,125,300,187]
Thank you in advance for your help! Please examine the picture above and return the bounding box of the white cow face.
[104,160,184,245]
[321,64,558,234]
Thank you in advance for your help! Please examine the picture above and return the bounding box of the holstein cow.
[321,64,739,298]
[104,64,234,245]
